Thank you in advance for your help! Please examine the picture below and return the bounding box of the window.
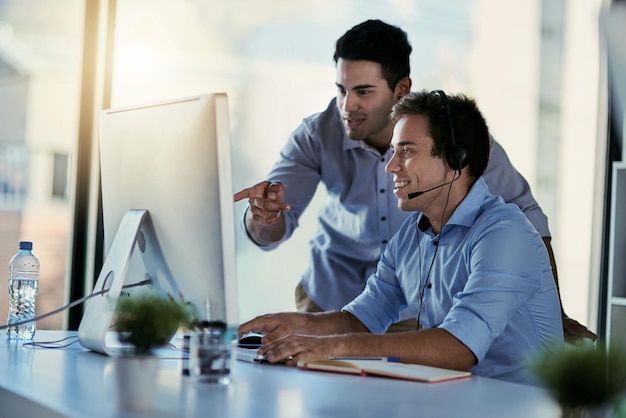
[52,153,69,199]
[0,0,84,330]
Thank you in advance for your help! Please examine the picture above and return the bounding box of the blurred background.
[0,0,607,336]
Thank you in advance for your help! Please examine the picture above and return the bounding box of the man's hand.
[238,312,315,344]
[233,181,291,245]
[238,312,334,365]
[238,311,353,365]
[563,315,597,346]
[233,181,291,226]
[238,312,345,365]
[259,334,336,365]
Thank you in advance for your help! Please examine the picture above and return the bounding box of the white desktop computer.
[77,93,238,355]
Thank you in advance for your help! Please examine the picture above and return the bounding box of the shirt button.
[380,157,385,162]
[427,284,432,289]
[382,240,388,244]
[379,188,385,193]
[381,216,387,221]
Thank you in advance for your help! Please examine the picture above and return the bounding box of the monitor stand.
[77,209,183,356]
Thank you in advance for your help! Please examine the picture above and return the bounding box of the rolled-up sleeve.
[343,231,409,333]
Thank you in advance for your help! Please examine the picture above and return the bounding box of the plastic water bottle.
[7,241,40,340]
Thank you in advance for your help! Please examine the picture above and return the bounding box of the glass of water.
[188,325,233,385]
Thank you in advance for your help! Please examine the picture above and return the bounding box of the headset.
[413,91,469,329]
[432,90,469,173]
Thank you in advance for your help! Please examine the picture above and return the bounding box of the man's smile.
[394,180,409,190]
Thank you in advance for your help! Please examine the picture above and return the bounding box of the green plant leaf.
[113,293,196,355]
[528,342,626,407]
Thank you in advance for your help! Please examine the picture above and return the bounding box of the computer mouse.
[238,332,264,348]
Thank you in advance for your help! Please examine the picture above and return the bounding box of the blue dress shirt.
[343,177,563,384]
[255,98,550,312]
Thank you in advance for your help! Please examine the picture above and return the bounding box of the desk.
[0,331,559,418]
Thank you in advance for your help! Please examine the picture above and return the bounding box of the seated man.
[238,90,563,385]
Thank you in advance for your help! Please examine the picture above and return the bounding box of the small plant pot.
[114,355,160,411]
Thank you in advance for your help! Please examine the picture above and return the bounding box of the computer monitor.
[77,93,238,355]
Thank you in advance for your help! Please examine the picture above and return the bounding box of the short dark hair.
[390,90,490,180]
[334,20,411,91]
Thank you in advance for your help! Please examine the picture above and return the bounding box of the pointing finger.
[233,188,252,202]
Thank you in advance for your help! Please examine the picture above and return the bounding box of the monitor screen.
[78,93,238,355]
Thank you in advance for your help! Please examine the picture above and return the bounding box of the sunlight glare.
[114,42,163,79]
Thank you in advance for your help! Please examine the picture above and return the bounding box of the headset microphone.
[407,177,457,199]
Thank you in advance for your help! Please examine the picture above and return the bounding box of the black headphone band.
[431,90,468,172]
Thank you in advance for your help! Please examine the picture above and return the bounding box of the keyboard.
[235,346,268,363]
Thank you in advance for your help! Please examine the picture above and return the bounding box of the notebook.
[297,358,471,383]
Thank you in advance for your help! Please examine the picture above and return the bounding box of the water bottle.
[7,241,40,340]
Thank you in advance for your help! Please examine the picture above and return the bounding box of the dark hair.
[390,90,490,180]
[334,20,412,91]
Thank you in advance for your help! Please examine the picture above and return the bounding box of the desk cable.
[0,279,152,332]
[22,335,80,349]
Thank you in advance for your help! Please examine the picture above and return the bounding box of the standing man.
[234,19,594,341]
[239,91,564,385]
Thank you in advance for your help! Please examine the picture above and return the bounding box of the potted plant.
[112,292,197,411]
[528,342,626,418]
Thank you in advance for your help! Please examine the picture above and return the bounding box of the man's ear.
[394,77,412,100]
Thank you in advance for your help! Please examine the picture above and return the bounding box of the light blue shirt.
[343,177,563,384]
[254,98,550,311]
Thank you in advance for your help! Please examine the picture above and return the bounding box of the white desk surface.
[0,331,560,418]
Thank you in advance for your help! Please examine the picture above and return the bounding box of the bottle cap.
[19,241,33,250]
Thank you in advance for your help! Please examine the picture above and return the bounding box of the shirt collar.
[417,177,490,233]
[446,177,490,229]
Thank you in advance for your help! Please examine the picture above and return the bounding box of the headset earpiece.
[446,143,469,172]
